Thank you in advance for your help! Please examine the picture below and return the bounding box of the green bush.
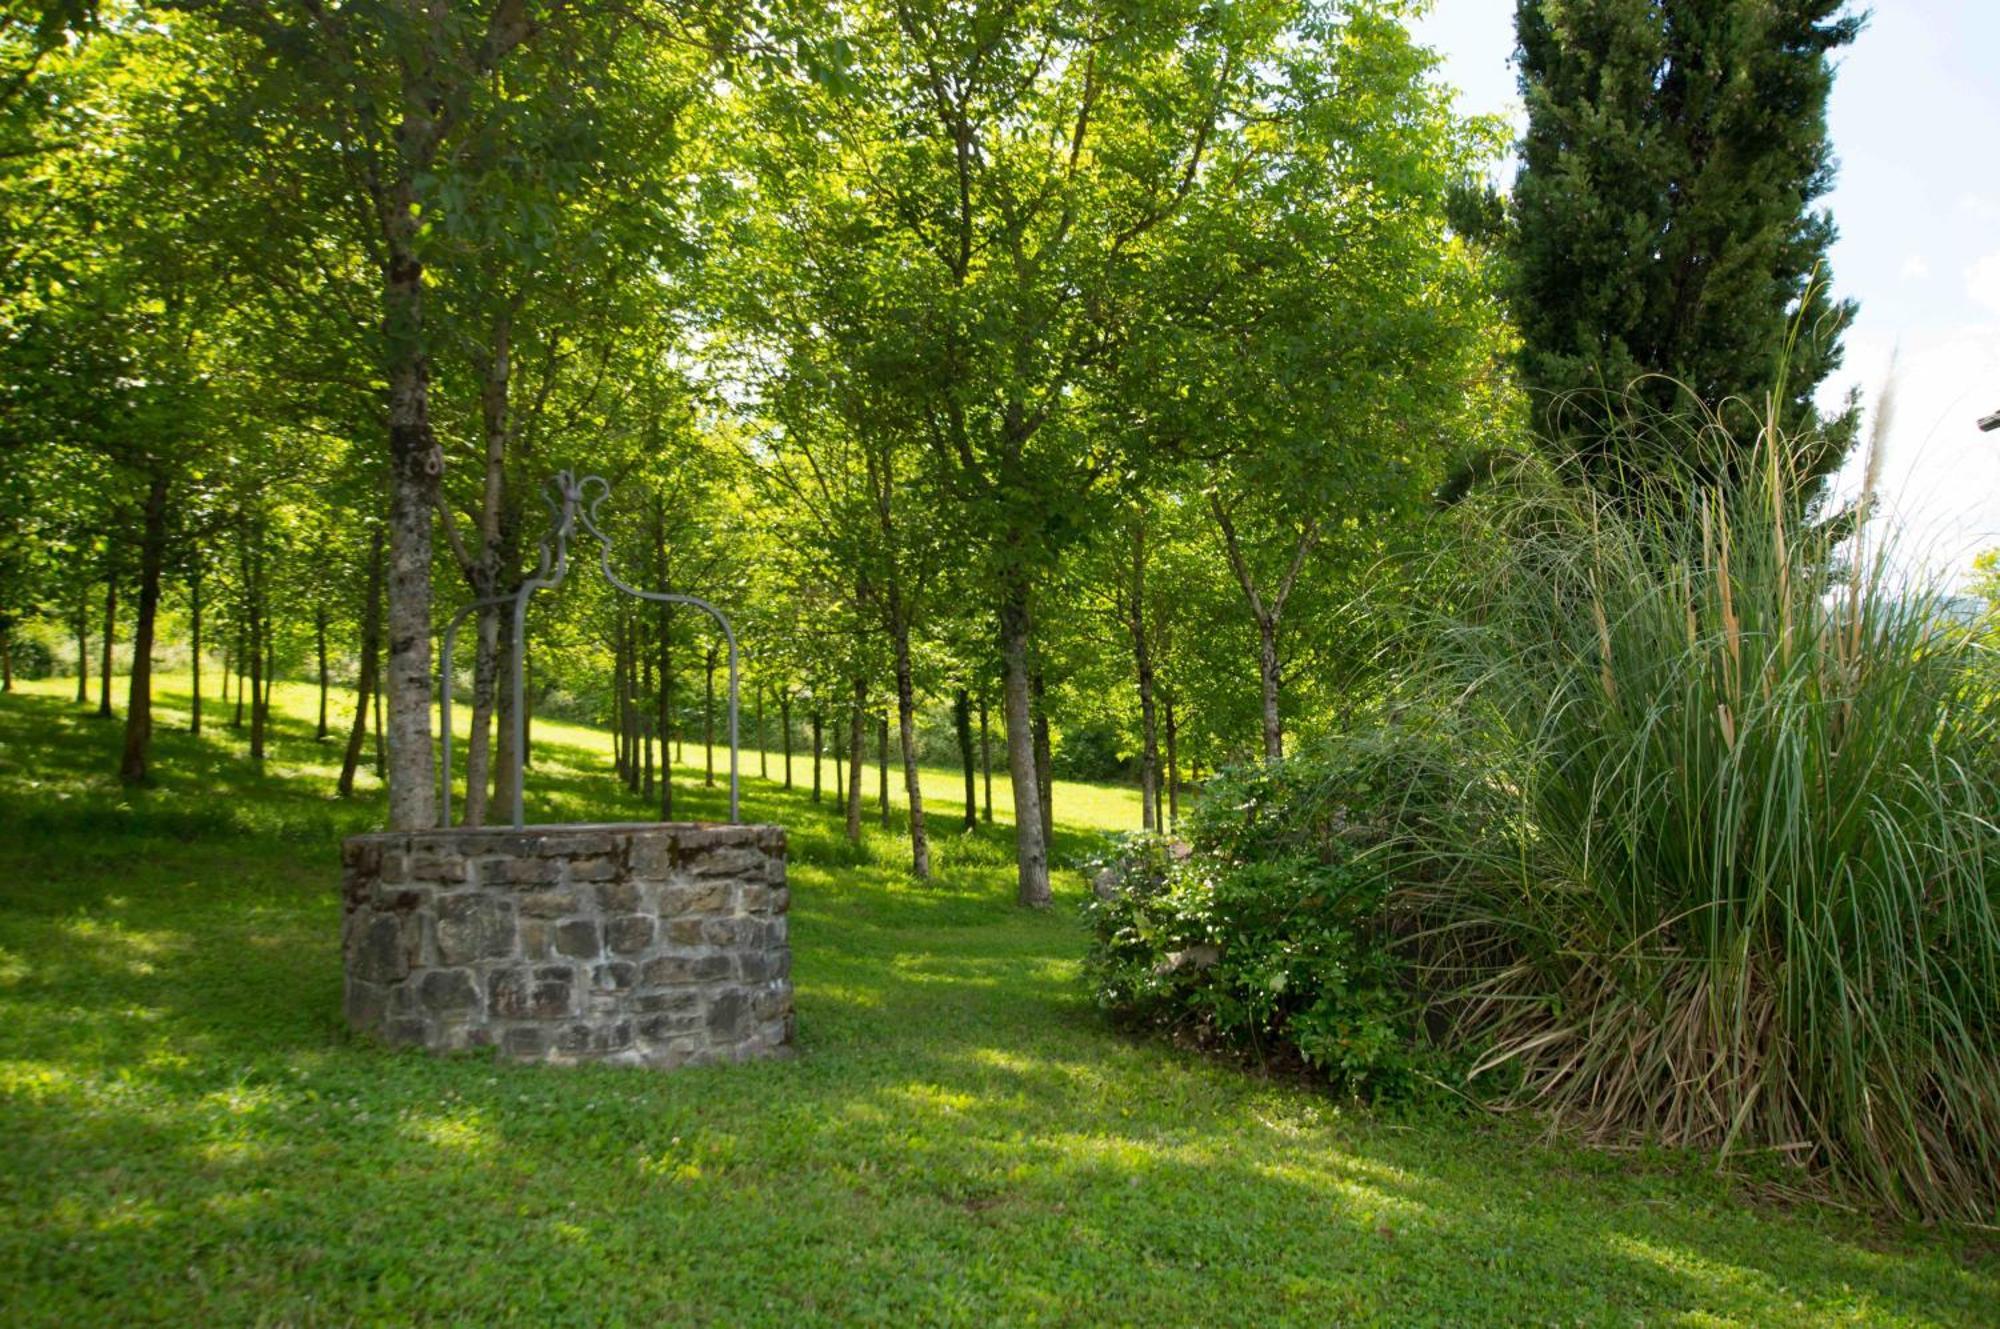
[1082,757,1434,1102]
[1390,436,2000,1222]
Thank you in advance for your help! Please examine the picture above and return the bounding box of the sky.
[1411,1,2000,588]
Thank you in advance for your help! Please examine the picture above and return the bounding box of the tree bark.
[381,191,440,831]
[658,600,674,820]
[757,683,768,779]
[953,687,976,831]
[811,710,823,803]
[703,645,717,788]
[97,568,115,718]
[780,693,793,789]
[999,586,1049,906]
[118,470,169,782]
[339,527,385,798]
[979,692,992,823]
[642,639,655,802]
[315,607,330,740]
[233,615,245,730]
[73,588,87,704]
[1256,617,1282,763]
[372,631,385,778]
[844,679,865,845]
[1165,698,1181,832]
[188,563,202,735]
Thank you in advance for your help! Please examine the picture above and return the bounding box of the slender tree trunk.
[315,608,330,740]
[233,616,246,730]
[811,710,823,803]
[1257,616,1283,762]
[461,603,500,827]
[339,528,385,798]
[188,565,202,735]
[893,663,931,875]
[757,684,768,779]
[611,631,626,781]
[781,694,793,789]
[2,623,13,692]
[953,688,976,831]
[97,570,115,718]
[844,679,865,844]
[999,586,1049,907]
[1165,698,1181,832]
[642,642,655,802]
[979,692,992,824]
[658,603,673,820]
[833,713,843,806]
[1128,522,1161,831]
[73,590,87,704]
[118,471,169,782]
[703,645,717,789]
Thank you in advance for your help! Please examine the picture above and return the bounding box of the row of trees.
[1,0,1861,907]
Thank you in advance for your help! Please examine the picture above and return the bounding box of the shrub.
[1082,756,1435,1102]
[1396,436,2000,1222]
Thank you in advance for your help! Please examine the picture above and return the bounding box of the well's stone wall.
[340,823,792,1068]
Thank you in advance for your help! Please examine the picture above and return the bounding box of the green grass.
[0,674,1994,1326]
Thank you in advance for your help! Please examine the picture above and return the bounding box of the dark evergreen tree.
[1510,0,1862,499]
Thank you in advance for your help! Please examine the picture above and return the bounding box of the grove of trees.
[0,0,1859,912]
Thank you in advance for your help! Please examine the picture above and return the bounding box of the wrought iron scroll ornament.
[440,472,741,829]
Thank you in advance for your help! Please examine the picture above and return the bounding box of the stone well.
[340,823,792,1068]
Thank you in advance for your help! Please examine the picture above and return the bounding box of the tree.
[1510,0,1862,497]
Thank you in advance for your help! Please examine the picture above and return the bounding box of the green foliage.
[1510,0,1862,496]
[1384,432,2000,1223]
[4,677,1994,1324]
[1083,756,1432,1102]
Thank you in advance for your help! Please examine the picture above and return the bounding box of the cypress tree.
[1510,0,1862,499]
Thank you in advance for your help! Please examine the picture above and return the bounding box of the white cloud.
[1902,254,1932,281]
[1957,193,2000,223]
[1968,252,2000,317]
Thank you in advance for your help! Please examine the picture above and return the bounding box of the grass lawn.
[0,675,1994,1326]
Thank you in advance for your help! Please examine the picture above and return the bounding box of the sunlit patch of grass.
[0,678,1993,1325]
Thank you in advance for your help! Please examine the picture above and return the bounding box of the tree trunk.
[1128,522,1160,831]
[315,608,330,739]
[118,471,169,783]
[953,688,976,831]
[97,569,115,718]
[1257,615,1283,762]
[382,200,440,832]
[1165,698,1181,832]
[339,527,385,798]
[642,640,655,802]
[188,564,202,735]
[757,683,768,779]
[73,590,87,704]
[811,710,823,803]
[979,692,992,824]
[461,602,500,826]
[894,655,932,876]
[1,624,10,692]
[999,587,1049,907]
[233,615,245,730]
[780,693,793,789]
[844,679,865,845]
[658,602,673,820]
[703,645,717,788]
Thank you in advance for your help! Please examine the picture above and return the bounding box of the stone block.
[705,989,749,1042]
[565,856,620,883]
[554,918,600,959]
[605,915,654,954]
[518,890,578,919]
[594,880,642,913]
[418,968,479,1015]
[436,893,515,965]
